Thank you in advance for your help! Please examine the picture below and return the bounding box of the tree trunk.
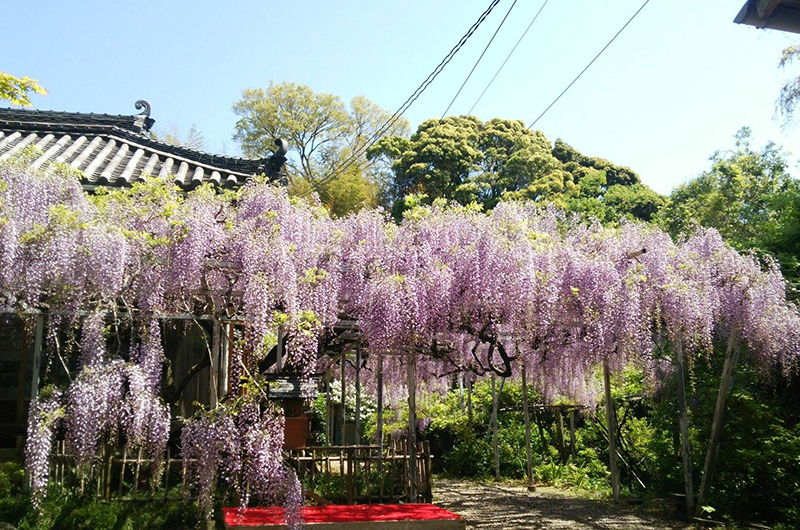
[696,328,741,516]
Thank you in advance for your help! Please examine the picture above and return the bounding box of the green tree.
[659,128,800,286]
[369,115,663,221]
[0,71,47,107]
[232,82,408,216]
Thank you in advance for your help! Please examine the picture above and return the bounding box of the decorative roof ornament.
[133,100,155,133]
[134,99,151,116]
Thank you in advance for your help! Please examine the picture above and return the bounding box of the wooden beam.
[757,0,781,18]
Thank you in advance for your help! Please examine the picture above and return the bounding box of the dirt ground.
[433,479,694,530]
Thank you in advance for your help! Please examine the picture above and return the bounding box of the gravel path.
[433,479,694,530]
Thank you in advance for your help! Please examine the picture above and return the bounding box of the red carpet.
[224,504,463,526]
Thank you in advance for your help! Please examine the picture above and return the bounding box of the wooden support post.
[210,319,220,409]
[557,409,566,462]
[491,374,505,480]
[30,315,44,402]
[407,350,417,502]
[674,336,694,515]
[458,372,465,414]
[276,327,284,373]
[696,328,741,516]
[466,373,473,423]
[536,410,547,451]
[377,352,384,469]
[522,363,534,490]
[604,359,620,502]
[569,409,577,463]
[219,322,230,397]
[340,352,346,446]
[355,343,361,445]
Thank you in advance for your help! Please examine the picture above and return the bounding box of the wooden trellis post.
[603,359,620,502]
[210,319,221,409]
[219,322,230,397]
[341,351,347,445]
[377,351,384,466]
[674,334,694,515]
[30,314,44,401]
[569,409,577,462]
[522,363,534,490]
[466,373,473,423]
[458,372,465,414]
[696,328,741,516]
[407,349,417,502]
[355,343,362,445]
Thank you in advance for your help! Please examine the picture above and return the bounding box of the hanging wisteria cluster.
[2,157,800,518]
[182,395,303,527]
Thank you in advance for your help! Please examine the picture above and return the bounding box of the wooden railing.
[287,439,433,505]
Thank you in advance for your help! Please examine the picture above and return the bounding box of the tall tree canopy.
[367,116,665,221]
[232,82,409,216]
[659,128,800,287]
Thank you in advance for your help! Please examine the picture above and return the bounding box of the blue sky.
[3,0,799,194]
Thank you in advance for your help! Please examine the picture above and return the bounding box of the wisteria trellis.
[2,159,799,523]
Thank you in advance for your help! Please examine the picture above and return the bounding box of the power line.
[302,0,503,196]
[468,0,549,115]
[525,0,651,131]
[439,0,519,121]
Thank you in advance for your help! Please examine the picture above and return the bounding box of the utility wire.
[468,0,549,115]
[301,0,503,196]
[439,0,519,120]
[525,0,651,131]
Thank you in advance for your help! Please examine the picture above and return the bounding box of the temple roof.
[0,102,287,190]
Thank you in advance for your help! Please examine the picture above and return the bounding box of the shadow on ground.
[434,480,691,530]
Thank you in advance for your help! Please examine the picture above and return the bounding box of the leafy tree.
[232,82,408,216]
[658,128,800,286]
[0,71,47,107]
[368,115,662,221]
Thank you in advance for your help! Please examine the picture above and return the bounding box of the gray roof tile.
[0,106,287,190]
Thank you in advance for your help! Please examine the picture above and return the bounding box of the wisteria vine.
[3,156,800,520]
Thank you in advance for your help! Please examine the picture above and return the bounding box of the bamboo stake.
[696,328,741,516]
[603,359,620,502]
[674,335,694,515]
